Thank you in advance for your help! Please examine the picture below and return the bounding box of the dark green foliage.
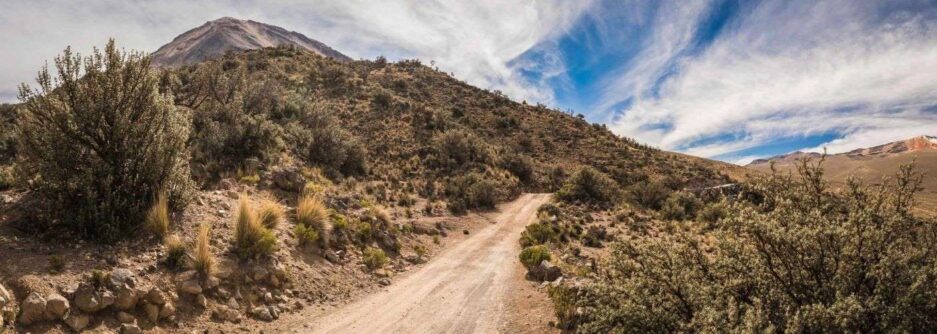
[433,130,493,169]
[556,167,620,206]
[17,40,194,242]
[519,222,561,247]
[445,171,518,214]
[628,180,672,210]
[287,102,368,176]
[499,150,535,184]
[659,191,702,221]
[519,245,551,269]
[565,159,937,333]
[698,201,727,223]
[0,104,16,165]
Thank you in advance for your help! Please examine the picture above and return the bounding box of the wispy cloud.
[0,0,592,104]
[600,0,937,160]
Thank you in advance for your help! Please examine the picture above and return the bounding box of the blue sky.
[1,0,935,163]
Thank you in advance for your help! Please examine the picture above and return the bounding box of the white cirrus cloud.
[601,0,937,161]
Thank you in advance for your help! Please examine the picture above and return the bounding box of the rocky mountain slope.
[151,17,351,67]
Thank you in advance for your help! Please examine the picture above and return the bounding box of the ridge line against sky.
[1,0,935,164]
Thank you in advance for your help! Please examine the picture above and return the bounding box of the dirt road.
[299,193,550,334]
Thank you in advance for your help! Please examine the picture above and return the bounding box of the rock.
[373,269,390,278]
[121,323,143,334]
[196,294,208,308]
[18,292,46,325]
[216,287,231,300]
[109,269,136,289]
[44,293,70,320]
[250,306,274,321]
[378,278,391,286]
[226,190,239,199]
[74,284,104,313]
[179,279,202,295]
[64,313,90,332]
[226,308,241,323]
[272,167,306,192]
[251,267,269,281]
[323,250,341,263]
[263,292,274,304]
[115,286,139,311]
[159,302,176,319]
[144,303,160,323]
[226,297,240,310]
[269,275,281,288]
[531,260,563,282]
[117,311,136,324]
[100,290,116,309]
[269,305,279,319]
[146,288,167,305]
[463,229,470,235]
[203,276,220,290]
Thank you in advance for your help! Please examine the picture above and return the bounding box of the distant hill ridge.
[749,135,937,166]
[151,17,351,67]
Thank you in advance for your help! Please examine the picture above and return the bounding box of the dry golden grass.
[145,193,170,237]
[257,198,285,229]
[190,222,215,276]
[164,234,186,270]
[234,194,277,259]
[297,195,331,248]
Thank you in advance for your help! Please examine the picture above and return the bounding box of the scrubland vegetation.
[534,157,937,333]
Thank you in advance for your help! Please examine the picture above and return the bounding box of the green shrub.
[0,104,16,165]
[294,224,320,247]
[445,172,500,213]
[628,180,671,210]
[296,195,331,248]
[287,103,367,176]
[17,40,194,242]
[556,167,620,206]
[499,151,535,184]
[659,191,702,221]
[433,130,493,169]
[519,222,560,247]
[698,201,728,223]
[519,245,551,269]
[363,247,388,270]
[567,160,937,333]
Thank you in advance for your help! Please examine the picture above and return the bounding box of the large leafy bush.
[17,40,193,242]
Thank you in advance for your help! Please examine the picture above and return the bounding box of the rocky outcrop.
[529,260,563,282]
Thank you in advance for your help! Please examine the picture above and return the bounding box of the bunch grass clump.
[296,195,331,248]
[257,198,284,229]
[363,247,388,270]
[145,193,171,238]
[164,234,186,270]
[190,222,215,276]
[234,195,277,259]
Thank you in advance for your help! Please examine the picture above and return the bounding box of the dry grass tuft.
[234,195,277,259]
[164,234,186,270]
[145,193,170,237]
[257,199,285,229]
[190,222,215,276]
[296,195,331,248]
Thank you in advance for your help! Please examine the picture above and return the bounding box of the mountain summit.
[151,17,351,67]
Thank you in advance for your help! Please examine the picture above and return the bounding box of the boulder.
[121,323,143,334]
[250,306,274,321]
[203,276,220,290]
[146,288,167,306]
[159,301,176,319]
[114,286,139,311]
[251,267,269,281]
[323,250,341,263]
[44,293,70,320]
[18,292,46,325]
[64,313,90,332]
[530,260,563,282]
[196,294,208,308]
[272,167,306,192]
[178,279,202,295]
[117,311,135,324]
[144,303,160,324]
[109,269,136,290]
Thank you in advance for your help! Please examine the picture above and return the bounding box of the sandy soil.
[279,193,551,334]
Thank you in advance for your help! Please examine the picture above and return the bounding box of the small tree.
[17,40,193,242]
